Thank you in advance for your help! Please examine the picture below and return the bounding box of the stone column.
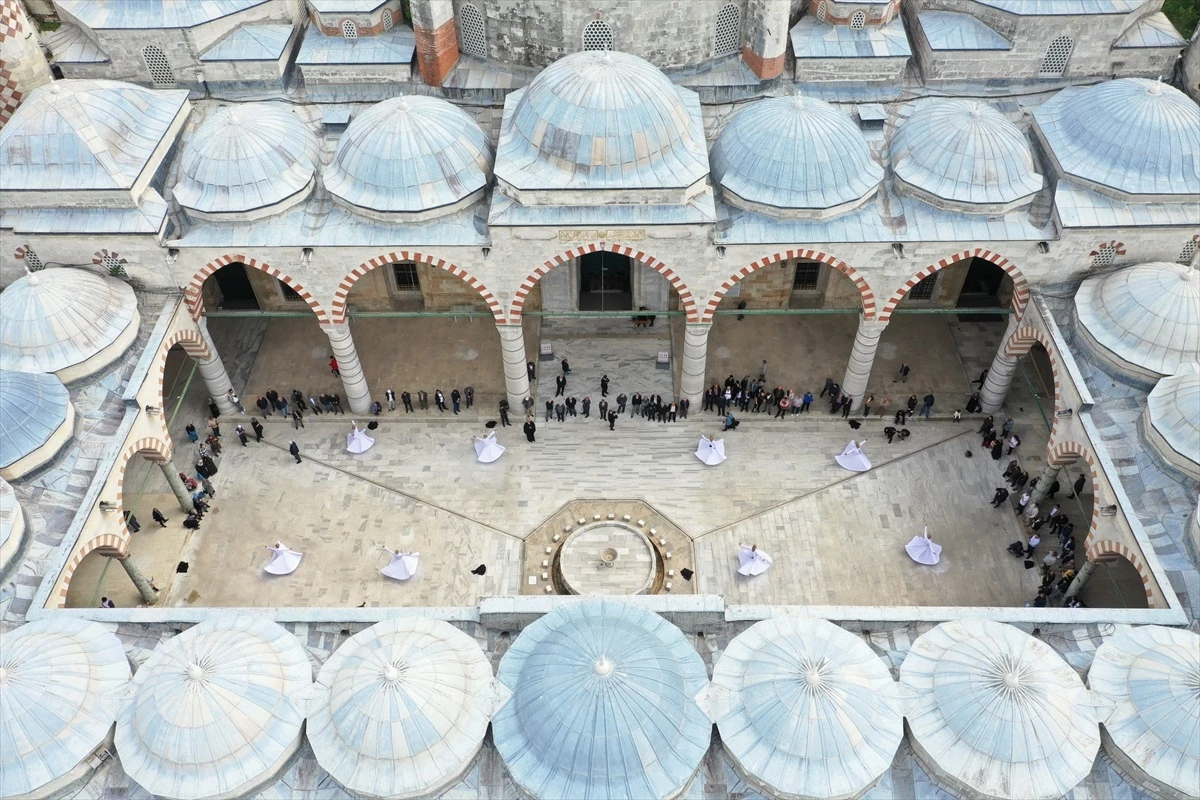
[681,323,712,404]
[1064,558,1096,600]
[159,460,194,512]
[196,318,238,416]
[411,0,459,87]
[1030,463,1062,505]
[840,316,888,412]
[497,323,531,410]
[980,316,1022,414]
[321,323,372,414]
[117,554,159,606]
[742,0,790,80]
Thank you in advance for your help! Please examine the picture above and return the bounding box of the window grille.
[714,4,741,56]
[459,4,486,57]
[850,11,866,30]
[792,261,823,291]
[1039,36,1073,77]
[102,254,127,277]
[816,1,827,22]
[281,282,304,302]
[582,19,614,51]
[142,45,175,87]
[391,262,420,292]
[22,248,44,272]
[1091,245,1117,268]
[342,19,358,38]
[908,273,938,301]
[382,8,393,30]
[1178,238,1198,264]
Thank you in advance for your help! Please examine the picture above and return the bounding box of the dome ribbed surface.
[704,617,903,800]
[0,477,21,571]
[892,99,1042,207]
[1145,363,1200,476]
[308,618,506,799]
[115,616,310,800]
[1034,78,1200,196]
[492,599,711,799]
[325,96,493,214]
[0,269,138,379]
[0,618,130,797]
[900,619,1100,800]
[174,103,318,215]
[712,96,882,213]
[1088,625,1200,798]
[0,370,71,472]
[1075,263,1200,381]
[495,51,709,191]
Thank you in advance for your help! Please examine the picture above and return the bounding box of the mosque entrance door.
[212,262,261,310]
[578,251,632,311]
[957,258,1005,309]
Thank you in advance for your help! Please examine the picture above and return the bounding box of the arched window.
[382,8,393,31]
[714,4,741,56]
[816,1,827,22]
[342,19,358,39]
[582,19,614,51]
[1177,237,1198,265]
[850,11,867,30]
[141,45,175,86]
[1040,36,1073,77]
[458,3,486,58]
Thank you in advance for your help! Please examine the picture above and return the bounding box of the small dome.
[892,99,1042,211]
[0,477,23,574]
[1074,262,1200,385]
[492,599,710,799]
[115,616,311,800]
[901,619,1100,800]
[1034,78,1200,197]
[173,103,318,217]
[0,269,139,383]
[495,51,709,191]
[0,370,75,481]
[1088,625,1200,798]
[1144,363,1200,480]
[712,96,882,217]
[0,618,131,797]
[325,96,493,216]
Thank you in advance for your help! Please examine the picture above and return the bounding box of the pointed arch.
[1085,539,1155,608]
[152,329,215,428]
[55,532,129,608]
[877,249,1029,323]
[1003,323,1064,421]
[510,242,700,324]
[115,436,173,512]
[1047,439,1104,554]
[332,251,505,325]
[703,249,875,322]
[185,255,331,324]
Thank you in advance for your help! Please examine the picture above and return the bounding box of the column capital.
[856,315,889,333]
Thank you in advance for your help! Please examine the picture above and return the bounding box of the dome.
[495,51,709,192]
[900,619,1100,800]
[1143,363,1200,480]
[892,99,1042,211]
[307,618,508,799]
[1088,625,1200,798]
[1074,262,1200,385]
[711,96,883,218]
[700,617,903,800]
[492,599,711,799]
[0,370,75,481]
[0,618,131,797]
[325,95,493,217]
[173,103,318,217]
[1033,78,1200,197]
[0,269,140,383]
[115,616,311,800]
[0,477,23,573]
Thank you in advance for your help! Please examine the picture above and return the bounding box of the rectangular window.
[391,262,420,292]
[792,261,823,291]
[280,283,304,302]
[908,273,938,301]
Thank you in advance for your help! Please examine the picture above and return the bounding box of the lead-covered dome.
[0,477,23,574]
[325,95,493,219]
[0,269,139,383]
[0,370,75,481]
[1034,78,1200,197]
[892,99,1042,212]
[495,51,709,192]
[1074,262,1200,385]
[173,103,318,218]
[712,96,882,219]
[1143,363,1200,481]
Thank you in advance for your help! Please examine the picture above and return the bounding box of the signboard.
[556,229,646,243]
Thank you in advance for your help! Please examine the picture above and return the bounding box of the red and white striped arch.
[703,249,876,323]
[332,251,505,325]
[878,249,1029,323]
[185,255,330,325]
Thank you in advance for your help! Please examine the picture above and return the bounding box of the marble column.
[1030,463,1062,505]
[497,323,531,411]
[321,322,371,414]
[159,460,193,512]
[980,316,1022,414]
[1064,558,1095,600]
[117,554,159,606]
[681,323,712,404]
[841,316,888,412]
[196,318,237,416]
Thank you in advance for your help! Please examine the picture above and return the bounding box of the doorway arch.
[702,248,876,322]
[878,249,1029,323]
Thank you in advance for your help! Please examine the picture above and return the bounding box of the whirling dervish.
[695,434,727,466]
[380,548,420,581]
[473,429,506,463]
[834,439,872,472]
[264,542,303,575]
[736,543,773,576]
[905,526,943,566]
[346,421,375,454]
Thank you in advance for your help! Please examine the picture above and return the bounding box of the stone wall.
[794,55,908,82]
[0,0,52,125]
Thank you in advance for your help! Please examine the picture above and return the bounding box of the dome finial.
[0,666,9,683]
[595,657,614,675]
[186,663,206,682]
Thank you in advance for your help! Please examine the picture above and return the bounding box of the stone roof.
[1113,11,1187,48]
[200,24,295,61]
[0,476,22,573]
[974,0,1147,13]
[918,11,1012,50]
[296,26,415,65]
[173,103,318,217]
[0,618,130,797]
[56,0,269,29]
[790,15,912,59]
[0,370,73,476]
[711,96,882,217]
[308,0,388,12]
[41,22,110,64]
[1145,363,1200,479]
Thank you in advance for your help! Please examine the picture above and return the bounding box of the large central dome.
[495,51,709,192]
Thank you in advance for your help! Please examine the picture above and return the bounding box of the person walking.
[226,389,245,413]
[615,393,627,414]
[401,391,413,413]
[499,399,511,427]
[330,356,340,377]
[385,389,396,411]
[600,375,610,397]
[100,597,115,609]
[523,415,536,442]
[919,394,935,419]
[1068,473,1086,499]
[236,424,248,446]
[289,441,302,463]
[435,390,447,412]
[292,408,305,429]
[201,476,216,499]
[895,363,910,383]
[820,377,835,398]
[608,410,618,430]
[206,434,222,456]
[952,409,962,422]
[124,511,141,532]
[152,508,169,527]
[759,360,768,382]
[464,387,474,409]
[1006,433,1021,455]
[973,368,989,387]
[991,487,1010,507]
[561,358,571,375]
[451,389,461,415]
[251,417,264,442]
[186,423,198,442]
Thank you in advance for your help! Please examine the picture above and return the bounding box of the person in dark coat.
[289,441,302,463]
[990,440,1003,460]
[523,416,536,442]
[499,399,511,427]
[208,399,220,418]
[608,410,618,430]
[152,508,169,527]
[251,417,264,442]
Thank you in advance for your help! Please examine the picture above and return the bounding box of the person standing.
[226,389,245,413]
[499,399,511,427]
[208,398,221,419]
[597,398,607,420]
[1068,473,1086,499]
[566,396,578,417]
[523,415,536,442]
[417,390,428,410]
[186,423,198,442]
[236,424,248,446]
[561,358,571,375]
[289,441,302,463]
[527,361,536,382]
[582,396,591,418]
[544,399,553,422]
[292,408,305,429]
[451,389,461,415]
[759,360,768,382]
[401,391,413,413]
[952,409,962,423]
[1006,433,1021,455]
[208,416,221,439]
[206,434,222,456]
[862,395,874,417]
[308,395,323,415]
[775,395,789,418]
[608,410,618,430]
[555,374,566,397]
[522,396,534,416]
[919,394,935,419]
[435,390,447,412]
[256,396,270,417]
[320,393,335,413]
[385,388,396,411]
[152,508,169,527]
[600,375,610,397]
[251,417,264,442]
[464,386,474,409]
[1001,416,1015,436]
[201,476,216,499]
[679,397,689,419]
[100,597,115,608]
[124,511,141,532]
[555,402,565,422]
[991,487,1010,507]
[895,363,910,383]
[667,402,677,422]
[330,356,340,377]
